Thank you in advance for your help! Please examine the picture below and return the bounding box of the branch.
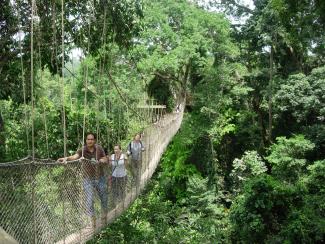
[154,71,178,81]
[64,65,83,83]
[106,69,145,120]
[231,0,253,14]
[220,0,253,14]
[65,64,145,119]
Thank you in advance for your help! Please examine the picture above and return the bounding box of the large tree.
[0,0,143,101]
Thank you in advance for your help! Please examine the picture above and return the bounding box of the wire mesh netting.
[0,110,183,244]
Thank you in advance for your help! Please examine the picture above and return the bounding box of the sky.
[240,0,255,10]
[198,0,255,24]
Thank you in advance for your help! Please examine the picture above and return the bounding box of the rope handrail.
[0,157,110,167]
[0,107,184,244]
[0,0,185,242]
[64,64,150,121]
[106,69,146,120]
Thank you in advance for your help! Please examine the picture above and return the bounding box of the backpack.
[127,141,143,155]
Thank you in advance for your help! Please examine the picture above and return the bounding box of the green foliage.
[1,0,325,242]
[229,136,323,243]
[89,179,180,243]
[300,160,325,240]
[275,160,325,243]
[175,175,230,243]
[0,99,30,160]
[230,151,267,195]
[91,172,230,243]
[267,135,315,183]
[147,75,174,112]
[185,132,215,181]
[160,114,200,201]
[88,0,325,242]
[0,0,144,101]
[303,160,325,195]
[134,0,237,108]
[230,175,305,243]
[273,66,325,160]
[274,66,325,124]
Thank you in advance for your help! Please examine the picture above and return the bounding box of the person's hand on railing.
[58,153,80,164]
[57,157,68,164]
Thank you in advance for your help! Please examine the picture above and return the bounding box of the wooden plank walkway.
[0,227,19,244]
[56,111,183,244]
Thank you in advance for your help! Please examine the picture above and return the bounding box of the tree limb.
[219,0,253,14]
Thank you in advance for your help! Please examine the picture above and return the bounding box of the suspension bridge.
[0,107,184,244]
[0,0,186,242]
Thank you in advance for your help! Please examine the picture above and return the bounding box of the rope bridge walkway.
[0,109,184,244]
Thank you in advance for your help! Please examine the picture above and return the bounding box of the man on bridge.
[58,132,108,228]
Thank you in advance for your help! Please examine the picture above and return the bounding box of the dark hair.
[85,132,97,140]
[114,144,121,150]
[133,132,143,139]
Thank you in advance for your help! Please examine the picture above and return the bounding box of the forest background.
[1,0,324,242]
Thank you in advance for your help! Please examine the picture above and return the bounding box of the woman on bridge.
[127,133,145,188]
[109,144,128,206]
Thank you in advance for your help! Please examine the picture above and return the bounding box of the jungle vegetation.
[1,0,324,243]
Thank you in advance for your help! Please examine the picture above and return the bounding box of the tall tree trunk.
[268,39,274,143]
[181,60,191,99]
[252,97,267,150]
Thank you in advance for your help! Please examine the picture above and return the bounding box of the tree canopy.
[1,0,324,243]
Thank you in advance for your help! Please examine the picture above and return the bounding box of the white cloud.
[195,0,255,25]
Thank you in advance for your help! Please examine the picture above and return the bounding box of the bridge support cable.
[0,105,184,244]
[0,1,187,244]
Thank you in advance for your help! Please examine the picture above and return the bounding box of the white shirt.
[111,153,127,177]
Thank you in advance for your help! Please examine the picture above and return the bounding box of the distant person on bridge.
[0,114,4,147]
[57,132,108,228]
[0,114,3,131]
[175,103,181,113]
[127,133,145,188]
[109,144,128,206]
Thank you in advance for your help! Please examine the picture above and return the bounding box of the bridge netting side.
[0,110,183,244]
